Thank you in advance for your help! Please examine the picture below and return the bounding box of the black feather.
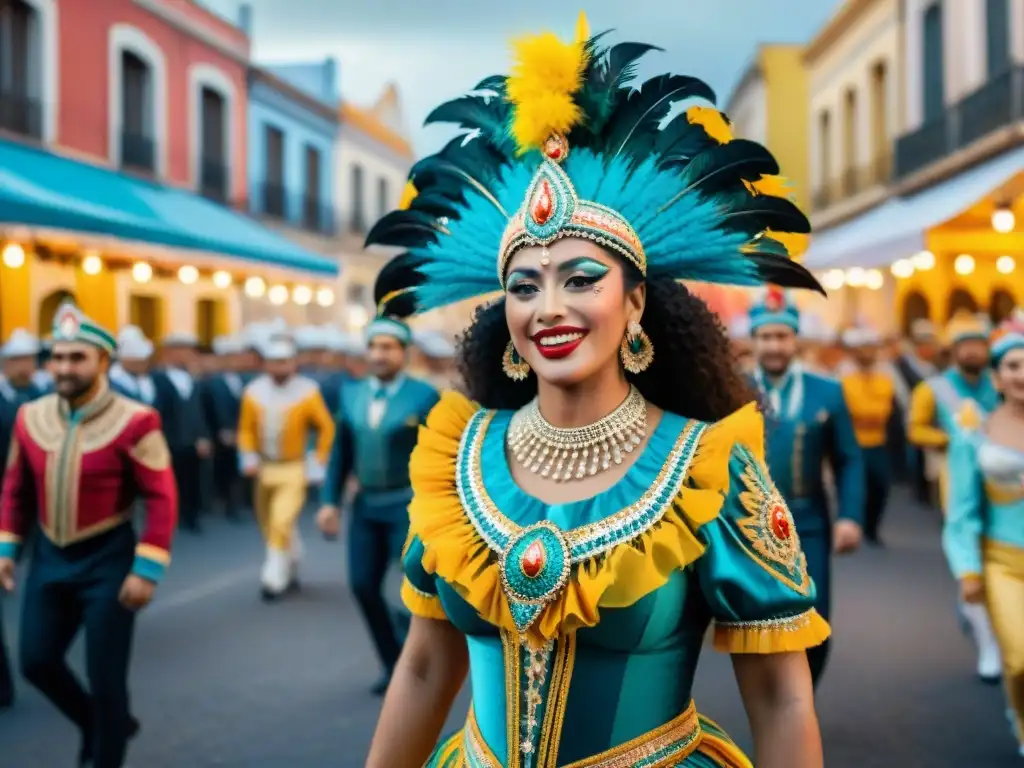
[603,74,717,159]
[744,253,825,295]
[714,194,811,238]
[364,210,446,249]
[373,252,428,317]
[577,41,661,137]
[406,190,462,220]
[654,114,718,166]
[472,75,507,94]
[674,140,780,197]
[424,94,511,146]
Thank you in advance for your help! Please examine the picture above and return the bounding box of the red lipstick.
[529,326,588,360]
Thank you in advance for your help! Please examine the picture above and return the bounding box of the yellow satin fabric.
[984,539,1024,741]
[255,461,307,551]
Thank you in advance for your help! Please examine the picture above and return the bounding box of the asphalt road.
[0,490,1019,767]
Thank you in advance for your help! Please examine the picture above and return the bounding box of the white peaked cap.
[909,318,937,341]
[117,325,146,344]
[320,327,351,354]
[119,335,154,361]
[267,317,288,334]
[212,335,246,355]
[1,328,41,358]
[241,322,268,349]
[293,325,326,350]
[414,330,456,358]
[261,333,296,361]
[842,326,882,348]
[348,335,368,357]
[162,331,198,347]
[727,315,751,340]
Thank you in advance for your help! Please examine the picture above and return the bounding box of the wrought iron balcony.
[894,67,1024,180]
[199,157,229,203]
[0,91,42,140]
[261,182,287,218]
[301,196,336,236]
[120,131,156,173]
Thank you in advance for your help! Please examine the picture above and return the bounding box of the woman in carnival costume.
[365,13,829,767]
[945,309,1024,757]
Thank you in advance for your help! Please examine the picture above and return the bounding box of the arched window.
[947,287,978,319]
[0,0,57,143]
[989,287,1015,323]
[986,0,1010,77]
[188,64,237,203]
[37,288,74,337]
[922,2,945,121]
[108,24,167,176]
[901,290,930,335]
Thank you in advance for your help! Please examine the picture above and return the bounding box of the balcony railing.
[120,131,156,173]
[894,66,1024,180]
[301,196,336,236]
[261,182,287,218]
[199,157,229,203]
[0,91,42,140]
[811,157,892,213]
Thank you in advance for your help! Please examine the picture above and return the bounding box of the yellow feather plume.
[689,106,809,258]
[397,180,418,211]
[507,12,590,154]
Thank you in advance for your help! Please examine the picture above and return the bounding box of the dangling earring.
[620,320,654,374]
[502,341,530,381]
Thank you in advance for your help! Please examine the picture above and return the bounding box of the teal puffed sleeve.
[695,441,831,654]
[942,430,985,579]
[400,533,448,620]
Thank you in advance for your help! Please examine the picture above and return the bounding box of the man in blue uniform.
[0,328,46,709]
[109,328,158,405]
[748,287,865,687]
[204,335,246,521]
[316,315,440,696]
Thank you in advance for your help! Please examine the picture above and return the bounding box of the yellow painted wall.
[0,262,31,340]
[75,267,119,332]
[763,46,810,213]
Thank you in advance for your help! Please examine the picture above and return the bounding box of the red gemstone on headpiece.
[520,540,546,578]
[769,503,791,540]
[765,286,784,312]
[531,180,554,226]
[548,147,562,159]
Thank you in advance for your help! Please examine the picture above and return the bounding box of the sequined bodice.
[978,441,1024,486]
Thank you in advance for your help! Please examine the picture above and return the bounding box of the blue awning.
[0,139,338,276]
[804,144,1024,270]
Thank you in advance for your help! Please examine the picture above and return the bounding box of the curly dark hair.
[456,274,757,421]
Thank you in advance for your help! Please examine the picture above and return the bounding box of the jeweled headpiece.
[748,286,800,333]
[51,301,116,355]
[367,12,821,318]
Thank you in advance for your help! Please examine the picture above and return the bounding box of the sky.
[200,0,844,154]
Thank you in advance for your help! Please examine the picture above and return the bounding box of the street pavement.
[0,489,1020,767]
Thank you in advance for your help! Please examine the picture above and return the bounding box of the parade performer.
[317,316,440,696]
[361,14,831,766]
[0,302,177,767]
[944,314,1024,757]
[205,335,246,521]
[0,327,46,710]
[840,327,896,545]
[237,333,334,601]
[894,319,940,503]
[908,310,1002,682]
[748,288,863,688]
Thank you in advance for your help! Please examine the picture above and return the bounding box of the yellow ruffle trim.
[407,391,769,644]
[713,608,831,654]
[400,578,448,620]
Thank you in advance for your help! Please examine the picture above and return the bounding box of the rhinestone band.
[507,386,648,483]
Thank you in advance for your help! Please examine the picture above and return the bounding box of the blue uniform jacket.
[321,376,440,522]
[203,373,244,437]
[151,368,210,450]
[752,366,865,534]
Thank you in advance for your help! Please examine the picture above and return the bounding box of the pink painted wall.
[57,0,248,202]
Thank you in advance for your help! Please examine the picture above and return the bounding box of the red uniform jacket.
[0,386,178,582]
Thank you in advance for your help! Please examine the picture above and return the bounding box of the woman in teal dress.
[945,315,1024,758]
[361,13,830,767]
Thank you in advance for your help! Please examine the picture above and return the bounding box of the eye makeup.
[559,257,610,278]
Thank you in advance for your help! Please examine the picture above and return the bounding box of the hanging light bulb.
[992,205,1015,233]
[268,285,289,305]
[845,267,866,287]
[865,269,884,290]
[2,243,25,268]
[212,270,232,289]
[890,259,914,279]
[315,287,335,307]
[292,285,312,305]
[132,262,153,283]
[996,255,1016,274]
[953,254,975,275]
[178,265,199,284]
[244,276,266,298]
[821,269,846,290]
[82,252,103,276]
[911,250,935,271]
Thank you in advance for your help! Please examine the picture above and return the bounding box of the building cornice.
[248,68,339,124]
[723,52,764,114]
[803,0,881,66]
[132,0,249,64]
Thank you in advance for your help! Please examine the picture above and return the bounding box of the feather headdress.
[369,12,822,318]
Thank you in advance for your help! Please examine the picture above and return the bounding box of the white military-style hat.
[841,326,882,348]
[1,328,41,358]
[119,334,154,361]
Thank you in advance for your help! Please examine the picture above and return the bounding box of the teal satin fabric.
[403,407,820,763]
[944,431,1024,577]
